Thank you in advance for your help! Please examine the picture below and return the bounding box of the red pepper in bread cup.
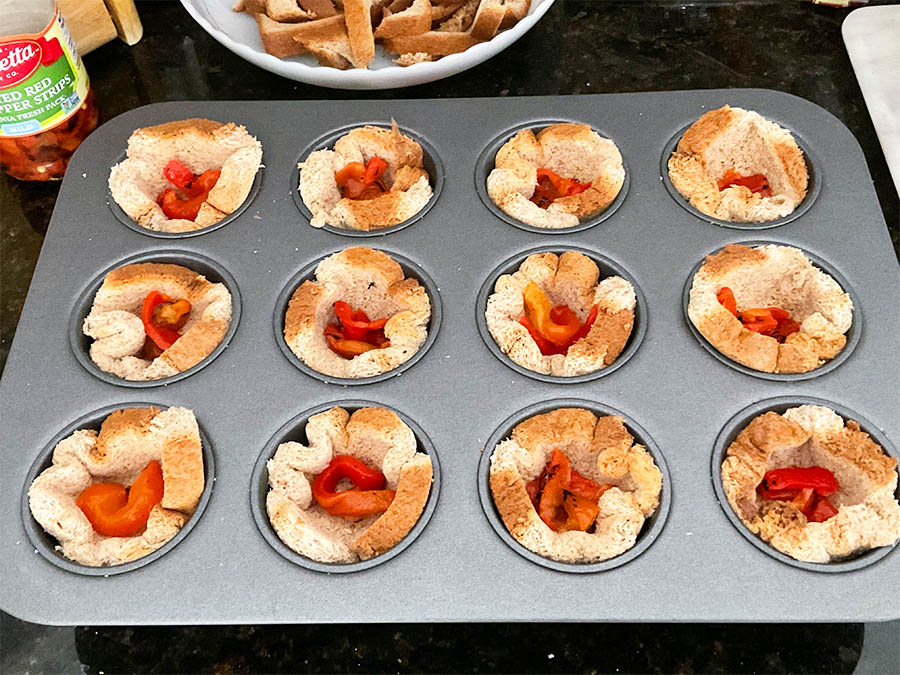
[335,157,389,200]
[525,449,612,533]
[716,286,801,343]
[141,291,191,352]
[324,301,391,359]
[519,282,600,356]
[76,460,165,537]
[756,466,840,523]
[312,455,396,518]
[156,160,221,221]
[530,168,592,209]
[717,169,773,198]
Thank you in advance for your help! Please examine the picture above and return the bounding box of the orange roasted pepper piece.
[717,169,773,198]
[756,466,840,523]
[312,455,395,518]
[156,160,221,221]
[324,302,391,359]
[716,287,800,343]
[335,157,389,200]
[530,168,592,209]
[525,449,612,533]
[519,282,599,356]
[140,291,192,351]
[76,460,165,537]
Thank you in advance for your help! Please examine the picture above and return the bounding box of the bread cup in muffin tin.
[2,92,898,624]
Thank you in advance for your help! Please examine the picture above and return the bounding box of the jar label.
[0,11,90,137]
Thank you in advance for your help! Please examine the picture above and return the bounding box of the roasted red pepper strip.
[717,169,773,198]
[325,302,391,358]
[156,162,221,220]
[335,157,388,200]
[520,282,599,355]
[717,287,739,318]
[760,466,839,496]
[716,287,800,343]
[76,460,165,537]
[333,301,389,340]
[164,160,195,190]
[806,495,839,523]
[526,449,611,533]
[311,455,395,518]
[530,168,592,209]
[141,292,182,350]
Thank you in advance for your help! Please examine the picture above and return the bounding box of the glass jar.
[0,0,99,180]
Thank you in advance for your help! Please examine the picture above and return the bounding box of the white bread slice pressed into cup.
[284,247,431,379]
[687,244,852,374]
[489,408,663,564]
[266,406,434,563]
[83,262,233,381]
[721,405,900,563]
[486,123,625,229]
[298,122,432,231]
[108,119,263,234]
[28,407,205,567]
[667,105,808,223]
[485,251,636,377]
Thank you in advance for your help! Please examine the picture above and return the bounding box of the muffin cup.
[474,119,630,234]
[682,240,860,381]
[660,120,820,230]
[107,154,264,238]
[274,249,442,385]
[70,249,242,388]
[250,400,441,573]
[476,245,647,383]
[21,402,217,576]
[477,398,671,573]
[710,396,900,572]
[292,122,444,237]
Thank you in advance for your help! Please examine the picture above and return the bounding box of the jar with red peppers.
[0,0,99,181]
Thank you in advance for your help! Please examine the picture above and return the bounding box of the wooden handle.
[104,0,144,46]
[58,0,117,54]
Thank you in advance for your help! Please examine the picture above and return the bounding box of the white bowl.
[179,0,555,90]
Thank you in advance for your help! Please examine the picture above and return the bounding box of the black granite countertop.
[2,1,899,673]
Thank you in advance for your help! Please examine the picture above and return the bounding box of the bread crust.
[721,405,900,563]
[687,244,852,374]
[485,251,636,376]
[486,123,625,229]
[298,122,433,230]
[266,406,434,563]
[667,105,809,223]
[108,118,262,233]
[83,263,233,381]
[284,247,431,379]
[489,408,663,564]
[27,407,205,567]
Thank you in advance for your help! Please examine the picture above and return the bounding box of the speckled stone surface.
[1,1,898,673]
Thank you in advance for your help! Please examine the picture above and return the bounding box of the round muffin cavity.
[284,247,431,379]
[27,406,205,567]
[82,262,233,382]
[108,118,262,233]
[486,123,625,229]
[721,405,900,563]
[489,407,663,564]
[688,244,852,374]
[485,251,636,377]
[298,122,433,231]
[667,105,808,223]
[265,406,434,564]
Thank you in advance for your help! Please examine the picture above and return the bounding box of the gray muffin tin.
[1,90,898,625]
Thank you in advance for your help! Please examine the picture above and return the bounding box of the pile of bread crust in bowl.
[284,247,431,379]
[28,407,205,567]
[489,408,663,564]
[266,406,434,563]
[109,118,262,234]
[667,105,808,224]
[235,0,533,70]
[485,251,636,377]
[83,262,233,382]
[721,405,900,563]
[688,244,852,375]
[487,123,625,229]
[299,122,432,231]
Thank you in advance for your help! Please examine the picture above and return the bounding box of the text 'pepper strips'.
[312,455,395,518]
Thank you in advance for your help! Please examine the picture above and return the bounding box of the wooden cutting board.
[58,0,143,54]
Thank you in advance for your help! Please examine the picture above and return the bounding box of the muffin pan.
[0,90,898,624]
